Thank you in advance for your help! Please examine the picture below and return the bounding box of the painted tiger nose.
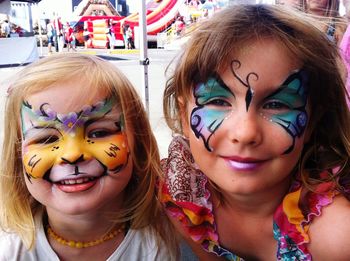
[56,135,91,164]
[61,154,85,165]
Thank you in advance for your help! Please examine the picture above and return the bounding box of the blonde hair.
[164,4,350,198]
[1,53,177,255]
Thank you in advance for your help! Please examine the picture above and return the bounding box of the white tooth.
[68,180,75,185]
[76,178,83,184]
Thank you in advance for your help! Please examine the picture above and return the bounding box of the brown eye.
[88,129,114,139]
[35,135,59,144]
[206,98,231,107]
[263,101,290,110]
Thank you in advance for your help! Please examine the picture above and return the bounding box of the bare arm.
[308,195,350,260]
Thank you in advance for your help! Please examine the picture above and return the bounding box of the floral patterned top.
[159,136,339,260]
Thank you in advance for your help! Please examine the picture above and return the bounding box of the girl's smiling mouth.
[54,176,100,193]
[222,156,268,171]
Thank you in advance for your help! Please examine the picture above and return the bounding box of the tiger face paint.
[21,98,129,182]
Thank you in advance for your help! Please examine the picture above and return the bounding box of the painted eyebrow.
[196,74,234,96]
[83,108,119,128]
[259,70,303,100]
[23,126,62,140]
[263,85,287,100]
[217,76,234,95]
[213,74,234,93]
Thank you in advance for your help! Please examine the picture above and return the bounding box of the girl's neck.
[46,215,126,261]
[45,193,126,242]
[45,209,120,242]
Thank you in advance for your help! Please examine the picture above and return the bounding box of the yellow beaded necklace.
[47,224,125,249]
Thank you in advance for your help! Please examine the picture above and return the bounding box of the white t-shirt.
[1,21,10,36]
[0,212,174,261]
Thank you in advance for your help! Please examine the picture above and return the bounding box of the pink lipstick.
[223,156,267,171]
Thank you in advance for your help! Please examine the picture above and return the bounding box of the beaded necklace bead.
[47,224,125,249]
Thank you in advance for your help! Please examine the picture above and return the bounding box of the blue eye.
[263,101,290,110]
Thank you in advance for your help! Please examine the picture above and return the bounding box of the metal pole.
[37,4,43,56]
[139,0,149,114]
[54,13,59,52]
[27,3,33,32]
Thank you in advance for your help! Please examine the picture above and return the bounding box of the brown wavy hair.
[163,4,350,198]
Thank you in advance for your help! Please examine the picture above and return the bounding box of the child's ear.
[178,97,190,138]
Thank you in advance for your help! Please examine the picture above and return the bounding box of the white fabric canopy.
[0,0,11,16]
[0,36,39,66]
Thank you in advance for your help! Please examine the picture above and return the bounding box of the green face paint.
[190,77,234,151]
[190,69,308,154]
[261,70,308,154]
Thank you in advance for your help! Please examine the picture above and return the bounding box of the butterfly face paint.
[231,60,258,111]
[190,62,308,155]
[190,59,259,152]
[21,98,129,182]
[190,77,234,151]
[260,70,308,154]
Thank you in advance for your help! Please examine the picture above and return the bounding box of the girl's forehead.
[20,97,121,135]
[25,80,110,114]
[227,39,299,68]
[214,39,303,94]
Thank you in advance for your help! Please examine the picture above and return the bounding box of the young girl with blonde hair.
[0,53,177,260]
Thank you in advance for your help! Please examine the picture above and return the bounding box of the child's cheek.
[86,133,129,173]
[190,106,231,152]
[260,110,308,155]
[22,145,58,180]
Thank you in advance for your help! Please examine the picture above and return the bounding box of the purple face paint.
[190,76,234,151]
[260,69,308,154]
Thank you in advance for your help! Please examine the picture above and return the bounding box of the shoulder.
[308,195,350,260]
[0,230,21,247]
[0,228,56,260]
[0,230,29,260]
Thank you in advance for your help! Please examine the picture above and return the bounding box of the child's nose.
[56,138,92,165]
[227,111,262,146]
